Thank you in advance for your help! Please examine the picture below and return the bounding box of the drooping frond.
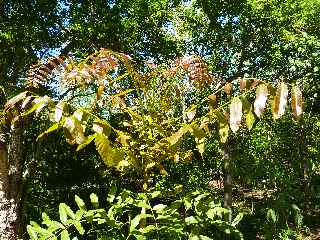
[26,56,65,88]
[176,55,214,87]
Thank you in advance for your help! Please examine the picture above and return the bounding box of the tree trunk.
[0,121,24,240]
[223,143,232,240]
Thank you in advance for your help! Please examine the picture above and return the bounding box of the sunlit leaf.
[213,110,229,143]
[191,124,206,156]
[76,134,96,151]
[229,97,242,133]
[291,85,303,120]
[186,109,196,121]
[242,97,255,130]
[254,84,268,118]
[54,101,66,122]
[4,91,30,111]
[63,117,86,145]
[273,83,288,119]
[21,96,34,109]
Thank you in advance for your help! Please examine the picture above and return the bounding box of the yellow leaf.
[63,117,85,145]
[229,97,242,133]
[242,97,255,130]
[213,110,229,143]
[254,84,268,118]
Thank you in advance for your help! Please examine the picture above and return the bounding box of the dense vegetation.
[0,0,319,239]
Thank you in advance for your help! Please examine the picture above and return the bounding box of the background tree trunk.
[0,121,24,239]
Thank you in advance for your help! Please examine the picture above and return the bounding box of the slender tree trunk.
[0,120,24,239]
[223,143,232,240]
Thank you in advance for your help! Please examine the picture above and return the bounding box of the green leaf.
[267,208,278,223]
[27,225,38,239]
[152,204,167,212]
[74,195,86,211]
[232,212,244,226]
[130,215,141,232]
[107,185,117,203]
[59,204,68,224]
[190,124,206,155]
[90,193,99,208]
[60,230,70,240]
[60,203,76,220]
[185,216,198,225]
[73,221,85,235]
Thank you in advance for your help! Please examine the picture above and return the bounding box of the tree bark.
[223,143,232,240]
[0,120,24,240]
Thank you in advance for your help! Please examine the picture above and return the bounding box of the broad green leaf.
[107,185,117,203]
[273,83,288,119]
[59,204,68,224]
[73,221,85,235]
[152,204,167,212]
[74,195,86,211]
[60,203,76,220]
[130,215,141,232]
[22,96,51,116]
[291,85,303,120]
[185,216,199,225]
[229,97,242,133]
[21,96,34,109]
[4,91,30,111]
[167,124,190,146]
[60,230,70,240]
[27,225,38,240]
[254,84,268,118]
[140,225,157,234]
